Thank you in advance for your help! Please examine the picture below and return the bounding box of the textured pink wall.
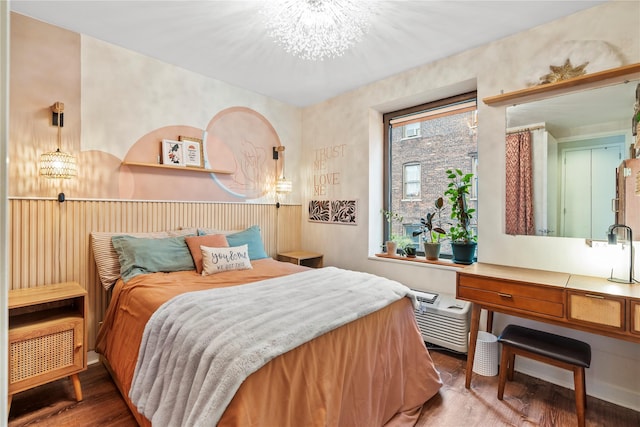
[9,13,81,198]
[10,14,283,202]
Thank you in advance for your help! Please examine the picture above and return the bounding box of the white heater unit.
[412,290,471,353]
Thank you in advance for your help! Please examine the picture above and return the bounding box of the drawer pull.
[498,292,513,298]
[584,293,604,299]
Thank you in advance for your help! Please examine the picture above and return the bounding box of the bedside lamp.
[606,224,636,284]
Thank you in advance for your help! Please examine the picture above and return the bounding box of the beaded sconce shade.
[39,148,77,179]
[39,102,77,180]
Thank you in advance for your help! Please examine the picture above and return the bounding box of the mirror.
[506,78,638,240]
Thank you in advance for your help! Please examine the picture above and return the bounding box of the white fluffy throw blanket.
[129,266,415,427]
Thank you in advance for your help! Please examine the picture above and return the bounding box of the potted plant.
[444,168,477,264]
[413,197,447,260]
[381,209,404,255]
[404,245,417,258]
[396,236,417,258]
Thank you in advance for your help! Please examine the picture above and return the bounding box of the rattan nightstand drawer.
[8,282,87,410]
[9,315,84,394]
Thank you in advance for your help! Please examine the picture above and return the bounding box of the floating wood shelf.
[483,63,640,107]
[374,253,463,268]
[121,161,233,174]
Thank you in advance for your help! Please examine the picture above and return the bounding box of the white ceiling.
[11,0,606,107]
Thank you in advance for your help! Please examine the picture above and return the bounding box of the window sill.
[371,253,467,270]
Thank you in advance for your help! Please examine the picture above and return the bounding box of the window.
[403,122,421,139]
[403,163,421,200]
[383,92,478,257]
[403,224,421,248]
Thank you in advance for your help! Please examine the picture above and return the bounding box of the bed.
[93,227,442,426]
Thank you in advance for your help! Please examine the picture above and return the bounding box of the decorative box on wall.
[8,282,88,411]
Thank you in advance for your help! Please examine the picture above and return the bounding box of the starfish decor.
[539,58,589,84]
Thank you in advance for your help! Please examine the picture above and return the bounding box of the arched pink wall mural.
[119,107,281,201]
[205,106,281,199]
[9,14,286,202]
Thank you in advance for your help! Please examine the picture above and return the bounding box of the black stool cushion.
[498,324,591,368]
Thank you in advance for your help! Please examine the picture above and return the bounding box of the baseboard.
[87,350,100,366]
[514,358,640,412]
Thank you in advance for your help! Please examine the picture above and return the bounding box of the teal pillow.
[225,225,268,260]
[111,235,195,282]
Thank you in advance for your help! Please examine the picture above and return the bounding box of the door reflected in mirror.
[505,79,638,240]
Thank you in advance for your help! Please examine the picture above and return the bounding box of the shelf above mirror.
[483,63,640,107]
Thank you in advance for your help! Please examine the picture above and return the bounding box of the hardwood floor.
[8,348,640,426]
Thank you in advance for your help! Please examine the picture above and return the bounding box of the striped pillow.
[91,228,196,291]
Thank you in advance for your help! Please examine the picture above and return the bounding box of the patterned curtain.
[505,131,534,235]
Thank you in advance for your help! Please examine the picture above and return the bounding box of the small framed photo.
[179,136,204,168]
[161,139,185,166]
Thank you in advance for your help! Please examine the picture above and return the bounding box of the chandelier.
[261,0,375,61]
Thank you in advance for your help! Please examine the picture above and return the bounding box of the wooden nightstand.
[8,282,88,411]
[277,251,324,268]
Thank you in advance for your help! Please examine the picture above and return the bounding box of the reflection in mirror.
[506,79,638,240]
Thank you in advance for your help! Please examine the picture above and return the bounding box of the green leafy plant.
[381,209,415,253]
[404,245,417,257]
[444,168,477,243]
[412,197,447,243]
[381,209,403,240]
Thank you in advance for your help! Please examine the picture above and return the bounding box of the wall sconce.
[606,224,636,284]
[39,102,77,202]
[273,146,292,206]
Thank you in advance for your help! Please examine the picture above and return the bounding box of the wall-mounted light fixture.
[39,102,77,202]
[606,223,636,284]
[273,146,292,202]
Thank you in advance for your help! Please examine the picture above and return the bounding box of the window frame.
[402,162,421,200]
[382,91,478,249]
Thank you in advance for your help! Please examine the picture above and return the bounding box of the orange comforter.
[95,259,442,426]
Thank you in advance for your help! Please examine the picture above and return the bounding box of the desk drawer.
[568,291,625,331]
[631,300,640,335]
[457,275,564,318]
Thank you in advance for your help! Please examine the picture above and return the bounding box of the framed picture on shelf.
[179,136,204,168]
[161,139,185,166]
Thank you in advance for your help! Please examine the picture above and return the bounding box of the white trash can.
[472,331,499,376]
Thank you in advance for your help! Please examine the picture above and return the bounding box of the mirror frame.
[485,63,640,240]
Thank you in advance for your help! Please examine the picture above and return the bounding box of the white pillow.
[201,244,253,276]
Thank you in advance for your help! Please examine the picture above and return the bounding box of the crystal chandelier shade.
[261,0,375,61]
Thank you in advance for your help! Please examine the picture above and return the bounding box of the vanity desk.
[456,263,640,388]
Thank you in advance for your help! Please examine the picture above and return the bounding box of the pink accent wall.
[9,13,81,198]
[9,14,285,202]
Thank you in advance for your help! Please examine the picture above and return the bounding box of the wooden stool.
[497,324,591,427]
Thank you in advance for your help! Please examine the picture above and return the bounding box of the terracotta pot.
[386,241,397,255]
